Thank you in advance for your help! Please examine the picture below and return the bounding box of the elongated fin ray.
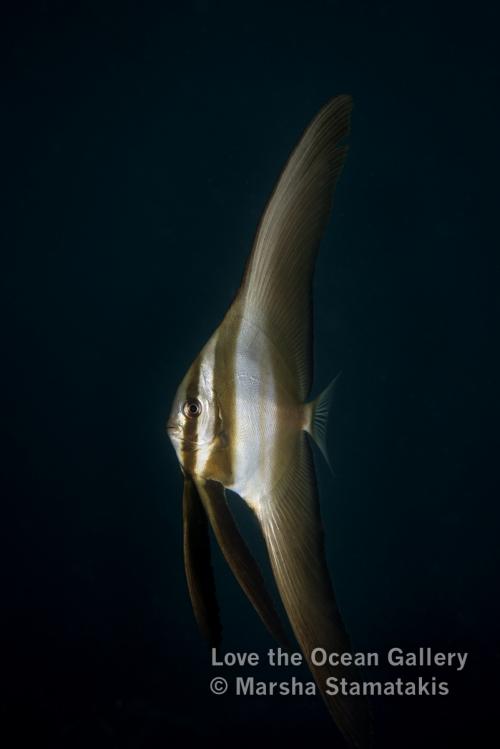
[255,435,373,748]
[183,475,222,648]
[193,477,290,649]
[232,95,352,401]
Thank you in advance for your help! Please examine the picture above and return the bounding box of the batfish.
[167,95,372,747]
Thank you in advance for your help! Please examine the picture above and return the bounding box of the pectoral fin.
[183,475,221,648]
[193,476,290,649]
[255,435,373,748]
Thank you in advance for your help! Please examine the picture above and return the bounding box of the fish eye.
[183,398,202,418]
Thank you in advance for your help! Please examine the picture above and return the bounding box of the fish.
[167,95,373,747]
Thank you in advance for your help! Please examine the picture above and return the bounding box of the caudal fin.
[304,372,342,470]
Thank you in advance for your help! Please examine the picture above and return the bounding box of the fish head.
[166,344,225,475]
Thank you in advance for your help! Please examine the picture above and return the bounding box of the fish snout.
[166,419,182,438]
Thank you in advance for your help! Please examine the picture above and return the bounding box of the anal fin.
[256,434,373,748]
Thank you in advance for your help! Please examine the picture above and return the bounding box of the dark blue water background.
[1,2,498,747]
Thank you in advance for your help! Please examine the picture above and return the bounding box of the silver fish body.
[167,96,373,748]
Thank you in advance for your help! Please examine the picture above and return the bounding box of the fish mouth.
[166,421,181,437]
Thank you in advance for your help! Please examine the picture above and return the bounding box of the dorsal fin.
[232,96,352,400]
